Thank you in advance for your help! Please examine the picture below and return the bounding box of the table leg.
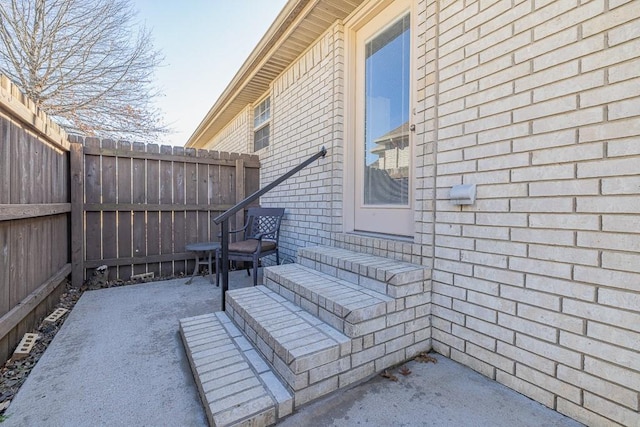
[206,250,213,284]
[195,252,202,278]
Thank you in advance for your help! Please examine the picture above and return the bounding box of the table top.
[185,242,221,251]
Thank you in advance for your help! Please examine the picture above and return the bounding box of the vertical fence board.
[28,218,41,293]
[0,117,9,203]
[174,211,187,275]
[185,161,198,274]
[185,161,198,242]
[61,215,69,269]
[131,142,146,204]
[47,218,55,284]
[197,162,209,243]
[219,157,237,232]
[41,140,50,202]
[31,135,42,203]
[101,140,117,202]
[116,141,133,279]
[0,223,10,318]
[246,164,260,196]
[101,140,117,278]
[84,142,102,273]
[9,221,25,307]
[146,144,160,276]
[10,124,24,204]
[118,212,133,280]
[173,149,186,274]
[131,142,146,275]
[61,147,69,203]
[208,159,219,242]
[117,141,133,205]
[0,119,9,332]
[51,145,59,202]
[235,159,246,237]
[160,146,174,276]
[0,121,11,329]
[21,134,31,203]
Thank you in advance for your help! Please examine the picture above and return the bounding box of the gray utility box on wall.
[450,184,476,205]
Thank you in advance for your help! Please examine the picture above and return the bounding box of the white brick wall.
[205,107,251,154]
[431,1,640,426]
[200,0,639,424]
[259,28,342,263]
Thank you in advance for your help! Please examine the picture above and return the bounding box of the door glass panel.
[363,13,410,206]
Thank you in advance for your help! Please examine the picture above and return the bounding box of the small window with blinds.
[253,97,270,151]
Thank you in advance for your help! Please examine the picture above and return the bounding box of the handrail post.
[221,219,229,310]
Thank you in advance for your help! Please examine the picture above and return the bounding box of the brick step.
[179,312,293,427]
[263,263,395,337]
[181,246,432,420]
[297,246,431,298]
[226,286,352,406]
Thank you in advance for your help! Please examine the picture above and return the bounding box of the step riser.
[226,287,352,400]
[265,277,429,341]
[298,250,431,299]
[263,273,394,338]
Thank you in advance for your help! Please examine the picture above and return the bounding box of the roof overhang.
[186,0,364,148]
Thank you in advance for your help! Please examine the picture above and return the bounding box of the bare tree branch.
[0,0,168,142]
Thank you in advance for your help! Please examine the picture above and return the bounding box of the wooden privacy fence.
[0,74,260,366]
[0,76,71,364]
[70,137,260,286]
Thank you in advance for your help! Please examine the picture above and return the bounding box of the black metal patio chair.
[217,207,285,287]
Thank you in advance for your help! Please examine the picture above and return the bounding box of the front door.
[353,1,414,237]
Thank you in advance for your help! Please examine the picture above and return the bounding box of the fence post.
[70,142,85,288]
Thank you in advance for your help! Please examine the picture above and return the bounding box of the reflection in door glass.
[364,13,410,206]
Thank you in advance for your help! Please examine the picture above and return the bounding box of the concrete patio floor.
[3,271,582,426]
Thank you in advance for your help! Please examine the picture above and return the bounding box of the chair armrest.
[253,227,279,241]
[217,223,249,238]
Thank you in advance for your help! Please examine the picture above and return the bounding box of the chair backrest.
[244,207,285,243]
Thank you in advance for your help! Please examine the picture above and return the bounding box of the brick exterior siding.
[431,1,640,425]
[208,107,252,154]
[200,1,640,425]
[261,28,342,263]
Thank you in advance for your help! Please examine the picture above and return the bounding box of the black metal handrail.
[214,146,327,310]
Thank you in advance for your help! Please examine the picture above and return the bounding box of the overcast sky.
[132,0,288,146]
